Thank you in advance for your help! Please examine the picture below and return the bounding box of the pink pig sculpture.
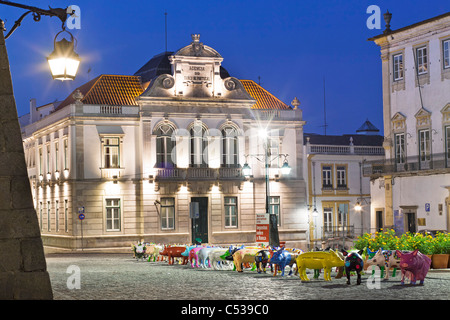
[395,249,431,285]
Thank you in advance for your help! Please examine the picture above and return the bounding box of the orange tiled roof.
[240,79,291,110]
[57,76,291,111]
[56,75,144,110]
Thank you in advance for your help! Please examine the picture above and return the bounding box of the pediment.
[441,103,450,114]
[414,107,431,119]
[391,112,406,122]
[441,103,450,123]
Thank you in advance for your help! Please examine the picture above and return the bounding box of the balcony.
[154,167,243,181]
[363,153,450,177]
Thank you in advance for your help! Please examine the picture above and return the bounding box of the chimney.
[29,98,37,124]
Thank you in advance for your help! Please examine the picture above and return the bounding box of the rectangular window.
[393,53,404,81]
[106,198,121,231]
[63,139,68,169]
[395,133,406,164]
[224,197,237,228]
[55,142,59,172]
[103,137,120,168]
[161,197,175,230]
[416,46,428,75]
[419,129,431,162]
[64,199,69,232]
[323,207,333,233]
[445,126,450,167]
[47,201,51,231]
[337,203,349,231]
[336,166,347,188]
[269,196,280,226]
[322,165,332,188]
[46,144,50,173]
[55,200,59,232]
[443,39,450,69]
[39,148,43,175]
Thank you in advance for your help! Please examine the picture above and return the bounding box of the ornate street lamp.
[0,0,80,80]
[244,131,292,248]
[47,30,80,80]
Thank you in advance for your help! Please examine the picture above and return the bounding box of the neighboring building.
[20,35,307,251]
[365,12,450,234]
[304,122,384,250]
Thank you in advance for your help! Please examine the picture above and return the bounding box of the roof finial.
[383,10,392,34]
[191,34,200,43]
[291,97,300,110]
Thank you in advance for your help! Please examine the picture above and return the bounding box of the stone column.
[0,21,53,299]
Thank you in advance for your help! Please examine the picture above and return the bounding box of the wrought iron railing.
[363,152,450,176]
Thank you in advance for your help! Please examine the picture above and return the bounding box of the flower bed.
[353,229,450,268]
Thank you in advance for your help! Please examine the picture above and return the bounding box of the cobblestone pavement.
[46,253,450,301]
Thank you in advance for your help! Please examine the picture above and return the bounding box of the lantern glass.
[47,34,80,81]
[242,163,252,177]
[281,161,291,175]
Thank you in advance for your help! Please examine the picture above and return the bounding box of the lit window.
[269,196,280,226]
[156,124,176,168]
[103,137,120,168]
[190,124,207,167]
[161,197,175,230]
[222,126,239,167]
[106,198,121,231]
[224,197,237,227]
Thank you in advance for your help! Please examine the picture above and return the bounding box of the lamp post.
[243,129,291,248]
[0,0,79,300]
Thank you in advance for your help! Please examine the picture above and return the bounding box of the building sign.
[256,213,270,246]
[183,64,212,83]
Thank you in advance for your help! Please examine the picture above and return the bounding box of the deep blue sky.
[2,0,449,135]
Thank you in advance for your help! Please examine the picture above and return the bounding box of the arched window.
[190,123,208,167]
[221,126,239,167]
[155,123,176,168]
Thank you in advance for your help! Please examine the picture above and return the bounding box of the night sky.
[2,0,449,135]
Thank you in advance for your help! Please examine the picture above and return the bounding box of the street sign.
[78,213,85,220]
[256,213,270,246]
[78,206,85,214]
[425,203,430,213]
[189,202,199,219]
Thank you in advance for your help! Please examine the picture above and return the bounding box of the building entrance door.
[405,211,417,233]
[376,210,383,231]
[191,197,208,244]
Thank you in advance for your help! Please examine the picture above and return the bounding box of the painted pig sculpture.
[233,247,260,272]
[189,246,204,268]
[269,248,301,276]
[364,248,401,279]
[396,249,431,285]
[342,250,364,285]
[296,250,345,281]
[197,247,215,268]
[209,248,233,270]
[254,249,272,274]
[159,245,187,265]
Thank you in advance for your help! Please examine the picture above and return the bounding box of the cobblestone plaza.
[46,253,450,301]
